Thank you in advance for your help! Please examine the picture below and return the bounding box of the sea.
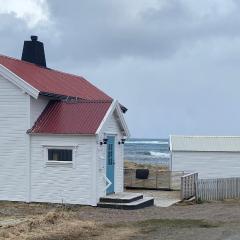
[124,138,170,167]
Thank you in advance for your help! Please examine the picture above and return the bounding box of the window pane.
[48,149,72,161]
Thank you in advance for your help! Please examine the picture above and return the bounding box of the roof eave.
[0,64,40,99]
[96,99,130,137]
[28,132,96,136]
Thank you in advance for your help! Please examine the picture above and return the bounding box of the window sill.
[45,161,73,167]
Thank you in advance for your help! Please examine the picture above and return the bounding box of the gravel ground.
[76,200,240,223]
[1,200,240,239]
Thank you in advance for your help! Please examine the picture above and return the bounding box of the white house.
[0,36,130,206]
[170,135,240,179]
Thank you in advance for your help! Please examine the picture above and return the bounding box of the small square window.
[48,149,73,162]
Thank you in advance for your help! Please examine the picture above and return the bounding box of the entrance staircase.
[97,192,154,210]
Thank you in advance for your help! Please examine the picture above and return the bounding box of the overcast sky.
[1,0,240,138]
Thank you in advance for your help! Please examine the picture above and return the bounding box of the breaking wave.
[143,151,170,158]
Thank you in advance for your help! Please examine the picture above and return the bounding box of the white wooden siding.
[0,76,29,201]
[172,151,240,179]
[97,110,124,200]
[30,135,96,205]
[30,96,49,127]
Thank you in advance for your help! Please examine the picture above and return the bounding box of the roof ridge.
[0,54,45,68]
[0,53,86,80]
[0,53,116,105]
[0,54,22,62]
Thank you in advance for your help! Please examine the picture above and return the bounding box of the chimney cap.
[31,35,38,41]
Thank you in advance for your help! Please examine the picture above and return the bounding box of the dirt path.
[1,200,240,239]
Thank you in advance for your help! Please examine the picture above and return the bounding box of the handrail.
[102,174,112,191]
[181,172,198,178]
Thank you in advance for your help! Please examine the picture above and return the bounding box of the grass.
[0,210,101,240]
[0,201,222,240]
[0,212,220,240]
[131,219,220,236]
[136,219,219,229]
[104,218,220,237]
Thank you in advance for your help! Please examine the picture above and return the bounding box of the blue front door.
[106,136,115,194]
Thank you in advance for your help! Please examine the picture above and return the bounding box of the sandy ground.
[1,199,240,239]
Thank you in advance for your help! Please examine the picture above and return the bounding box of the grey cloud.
[1,0,240,137]
[45,0,240,66]
[46,0,192,63]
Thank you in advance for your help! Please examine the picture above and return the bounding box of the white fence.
[181,173,198,200]
[197,177,240,201]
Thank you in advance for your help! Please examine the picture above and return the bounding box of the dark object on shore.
[136,169,149,179]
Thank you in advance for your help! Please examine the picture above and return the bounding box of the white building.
[0,36,130,206]
[170,135,240,179]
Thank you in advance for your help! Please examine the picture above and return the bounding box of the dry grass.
[0,210,219,240]
[0,201,238,240]
[0,207,140,240]
[0,210,101,240]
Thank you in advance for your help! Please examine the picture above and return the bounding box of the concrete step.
[97,197,154,210]
[99,193,143,203]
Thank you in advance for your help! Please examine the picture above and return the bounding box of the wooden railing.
[181,173,198,200]
[197,177,240,201]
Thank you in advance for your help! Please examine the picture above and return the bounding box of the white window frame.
[42,145,77,167]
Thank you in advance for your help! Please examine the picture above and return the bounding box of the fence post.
[181,176,184,200]
[131,169,133,187]
[156,170,158,189]
[195,173,199,200]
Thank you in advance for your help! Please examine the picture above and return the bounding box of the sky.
[0,0,240,138]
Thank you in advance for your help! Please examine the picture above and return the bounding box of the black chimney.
[21,36,46,67]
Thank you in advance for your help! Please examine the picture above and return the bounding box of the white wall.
[0,76,29,201]
[0,75,126,205]
[172,151,240,178]
[97,110,124,199]
[30,135,96,205]
[30,96,49,127]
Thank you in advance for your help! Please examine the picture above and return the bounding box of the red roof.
[0,55,111,101]
[29,100,112,134]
